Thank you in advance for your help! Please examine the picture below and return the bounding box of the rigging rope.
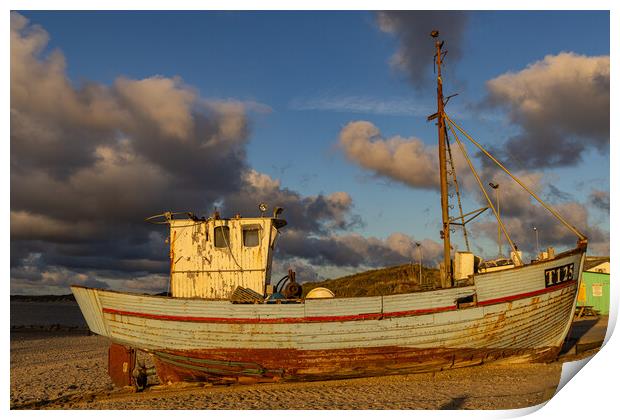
[445,118,523,265]
[221,224,244,271]
[444,126,471,252]
[444,114,587,242]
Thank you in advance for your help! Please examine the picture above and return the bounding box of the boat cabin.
[454,250,524,280]
[163,212,287,299]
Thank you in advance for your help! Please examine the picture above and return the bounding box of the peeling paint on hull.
[152,345,560,384]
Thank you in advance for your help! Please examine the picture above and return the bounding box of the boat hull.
[151,345,561,384]
[72,248,585,383]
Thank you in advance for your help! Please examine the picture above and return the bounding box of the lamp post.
[533,226,540,259]
[489,182,501,257]
[415,242,422,284]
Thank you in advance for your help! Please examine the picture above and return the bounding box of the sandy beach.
[10,311,606,410]
[10,330,577,410]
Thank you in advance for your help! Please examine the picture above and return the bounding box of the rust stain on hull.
[152,345,560,384]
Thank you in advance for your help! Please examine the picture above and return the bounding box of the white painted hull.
[72,248,585,381]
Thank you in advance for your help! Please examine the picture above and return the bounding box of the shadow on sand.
[440,396,468,409]
[559,317,602,356]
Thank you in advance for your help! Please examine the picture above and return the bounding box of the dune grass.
[301,263,441,298]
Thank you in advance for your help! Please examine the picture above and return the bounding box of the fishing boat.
[72,31,587,388]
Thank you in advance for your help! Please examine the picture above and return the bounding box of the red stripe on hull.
[102,305,457,323]
[102,280,575,324]
[477,279,576,306]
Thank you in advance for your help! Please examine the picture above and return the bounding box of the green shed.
[577,256,610,315]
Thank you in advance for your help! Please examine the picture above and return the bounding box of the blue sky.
[11,10,610,293]
[25,11,608,222]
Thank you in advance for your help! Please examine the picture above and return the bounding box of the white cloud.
[486,52,609,167]
[290,95,430,117]
[338,121,440,189]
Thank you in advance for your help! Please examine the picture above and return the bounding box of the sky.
[9,10,610,294]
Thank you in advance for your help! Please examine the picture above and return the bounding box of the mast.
[432,31,452,287]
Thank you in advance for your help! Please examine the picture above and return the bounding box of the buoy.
[305,287,335,299]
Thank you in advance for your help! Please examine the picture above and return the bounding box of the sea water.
[10,301,87,328]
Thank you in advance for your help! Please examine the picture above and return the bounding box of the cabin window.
[243,226,261,247]
[214,226,230,248]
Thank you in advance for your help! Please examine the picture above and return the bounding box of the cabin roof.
[170,215,286,225]
[584,256,610,271]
